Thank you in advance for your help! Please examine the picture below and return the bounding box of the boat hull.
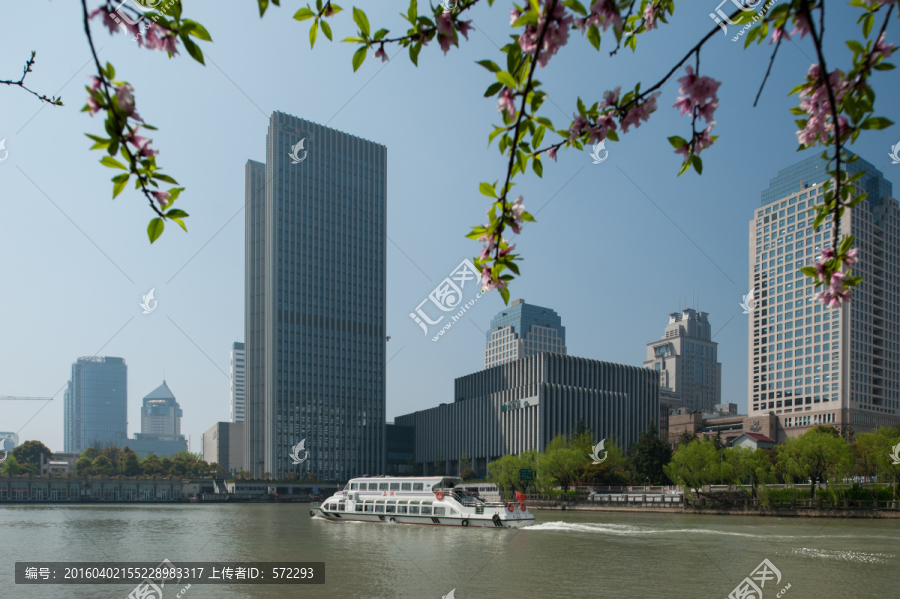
[310,508,534,528]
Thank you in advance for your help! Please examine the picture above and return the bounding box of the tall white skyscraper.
[748,154,900,438]
[484,299,567,369]
[231,342,245,423]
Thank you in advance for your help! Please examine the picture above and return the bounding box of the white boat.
[310,476,534,529]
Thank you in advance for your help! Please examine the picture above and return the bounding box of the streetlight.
[645,477,651,490]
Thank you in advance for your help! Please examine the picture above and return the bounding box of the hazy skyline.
[1,1,897,453]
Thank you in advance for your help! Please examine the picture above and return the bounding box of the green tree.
[75,456,94,477]
[1,454,25,475]
[776,428,853,499]
[726,447,776,500]
[580,436,628,484]
[91,455,115,476]
[487,450,538,496]
[677,430,699,447]
[159,456,174,475]
[459,452,472,474]
[537,436,587,492]
[141,454,162,476]
[81,447,99,461]
[854,425,900,501]
[117,448,141,476]
[459,469,478,481]
[12,440,52,474]
[664,440,722,503]
[629,424,672,485]
[100,446,122,470]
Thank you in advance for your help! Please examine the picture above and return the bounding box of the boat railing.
[310,502,320,509]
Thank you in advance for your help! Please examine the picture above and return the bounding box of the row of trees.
[484,420,900,502]
[0,440,224,479]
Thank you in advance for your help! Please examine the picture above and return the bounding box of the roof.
[741,433,776,443]
[144,380,176,400]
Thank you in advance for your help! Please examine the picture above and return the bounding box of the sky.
[1,1,897,453]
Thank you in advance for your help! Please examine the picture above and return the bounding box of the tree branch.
[0,52,63,106]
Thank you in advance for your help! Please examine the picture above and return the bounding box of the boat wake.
[788,547,894,564]
[526,521,799,540]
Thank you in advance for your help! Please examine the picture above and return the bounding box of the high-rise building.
[644,308,722,413]
[202,422,244,475]
[484,299,567,369]
[231,342,245,423]
[245,112,387,480]
[748,153,900,438]
[63,356,127,453]
[140,381,182,436]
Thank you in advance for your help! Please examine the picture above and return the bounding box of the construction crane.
[0,397,54,401]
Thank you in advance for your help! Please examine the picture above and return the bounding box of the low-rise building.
[40,453,80,475]
[0,473,183,501]
[732,433,776,451]
[667,409,779,447]
[201,422,244,475]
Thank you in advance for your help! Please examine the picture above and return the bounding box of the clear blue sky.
[1,1,897,452]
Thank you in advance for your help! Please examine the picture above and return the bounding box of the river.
[2,504,898,598]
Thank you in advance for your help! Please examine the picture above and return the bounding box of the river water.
[2,504,898,598]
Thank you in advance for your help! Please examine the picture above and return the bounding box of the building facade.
[202,422,245,475]
[63,356,127,453]
[231,342,246,422]
[396,354,658,476]
[141,381,182,436]
[484,299,567,369]
[385,423,416,476]
[748,153,900,438]
[644,309,722,414]
[245,112,387,480]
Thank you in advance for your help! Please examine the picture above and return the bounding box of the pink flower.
[547,147,557,161]
[117,84,136,116]
[499,242,516,257]
[816,287,841,308]
[481,266,507,293]
[324,4,335,17]
[621,92,659,132]
[603,86,621,108]
[770,27,790,45]
[498,88,516,119]
[127,129,158,157]
[90,76,102,92]
[643,3,659,31]
[567,114,590,141]
[510,9,522,26]
[791,11,812,40]
[518,0,574,68]
[90,8,139,36]
[693,122,716,155]
[458,20,473,40]
[590,0,622,33]
[86,95,101,116]
[820,246,835,261]
[843,247,859,265]
[437,12,457,55]
[588,114,616,144]
[673,96,693,117]
[152,191,171,209]
[509,196,526,233]
[674,66,721,123]
[374,46,388,62]
[874,32,895,59]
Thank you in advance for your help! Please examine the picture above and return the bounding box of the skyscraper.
[63,356,127,453]
[140,381,182,436]
[644,308,722,413]
[230,342,245,423]
[245,112,386,479]
[484,299,567,369]
[748,153,900,437]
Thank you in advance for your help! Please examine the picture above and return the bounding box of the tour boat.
[310,476,534,528]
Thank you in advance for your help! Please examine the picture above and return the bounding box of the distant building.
[713,403,739,415]
[63,356,128,453]
[667,409,776,448]
[141,381,182,436]
[732,433,776,451]
[230,342,245,423]
[202,422,245,475]
[0,432,18,452]
[484,299,567,369]
[40,453,80,476]
[644,309,722,414]
[396,354,658,476]
[386,423,415,475]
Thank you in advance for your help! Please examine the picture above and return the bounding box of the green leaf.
[153,173,179,185]
[169,218,188,232]
[90,138,111,150]
[147,218,165,243]
[100,156,127,170]
[111,173,129,198]
[352,46,367,71]
[587,25,601,51]
[165,208,190,219]
[799,266,818,277]
[499,286,511,305]
[860,116,893,130]
[183,20,212,41]
[513,11,539,27]
[310,20,319,47]
[532,125,545,149]
[863,13,874,38]
[166,187,185,203]
[373,28,388,41]
[321,20,333,41]
[294,7,316,20]
[667,136,688,149]
[479,182,497,198]
[496,71,517,89]
[353,7,370,37]
[409,40,422,66]
[407,0,417,24]
[562,0,587,16]
[484,82,504,97]
[476,60,501,73]
[577,97,586,117]
[532,157,543,178]
[874,62,895,71]
[692,155,703,175]
[181,35,205,64]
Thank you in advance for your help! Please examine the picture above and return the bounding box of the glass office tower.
[245,112,386,480]
[63,356,128,453]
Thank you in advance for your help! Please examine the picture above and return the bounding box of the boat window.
[355,505,363,512]
[422,500,433,505]
[375,505,384,513]
[376,499,385,504]
[343,483,350,491]
[350,483,357,490]
[379,483,388,491]
[397,505,408,514]
[398,500,408,504]
[369,483,379,490]
[409,506,419,514]
[338,504,345,511]
[386,505,396,513]
[364,504,373,512]
[434,507,445,516]
[409,500,420,504]
[421,506,432,515]
[401,483,411,491]
[413,483,423,491]
[387,500,396,504]
[390,483,400,491]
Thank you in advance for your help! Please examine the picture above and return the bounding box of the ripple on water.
[525,521,802,540]
[787,547,895,564]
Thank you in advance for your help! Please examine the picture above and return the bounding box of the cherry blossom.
[518,0,574,68]
[673,66,720,123]
[498,88,516,119]
[791,11,812,40]
[374,46,388,62]
[873,33,895,60]
[151,191,171,209]
[643,3,659,31]
[510,196,526,234]
[620,92,659,132]
[436,12,457,55]
[547,147,558,161]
